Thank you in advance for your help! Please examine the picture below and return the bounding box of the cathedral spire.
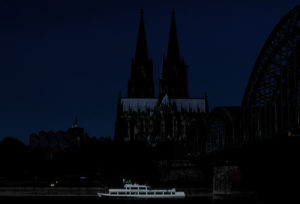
[128,9,154,98]
[166,8,180,64]
[159,9,188,99]
[135,8,149,64]
[160,49,166,79]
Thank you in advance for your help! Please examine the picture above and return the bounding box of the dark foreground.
[0,197,211,204]
[0,196,264,204]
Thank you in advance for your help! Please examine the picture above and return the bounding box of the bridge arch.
[242,5,300,140]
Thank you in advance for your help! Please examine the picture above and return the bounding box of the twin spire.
[166,9,181,65]
[128,9,187,99]
[128,8,154,98]
[135,9,149,65]
[135,8,181,66]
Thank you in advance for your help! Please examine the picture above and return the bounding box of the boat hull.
[97,193,185,200]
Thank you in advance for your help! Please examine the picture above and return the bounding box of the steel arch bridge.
[242,5,300,141]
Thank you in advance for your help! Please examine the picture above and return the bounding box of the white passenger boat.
[97,182,185,199]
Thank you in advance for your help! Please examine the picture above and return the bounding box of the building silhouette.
[115,9,208,154]
[29,116,89,159]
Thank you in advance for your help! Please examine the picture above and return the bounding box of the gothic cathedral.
[115,9,208,154]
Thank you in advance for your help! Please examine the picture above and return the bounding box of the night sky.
[1,0,299,143]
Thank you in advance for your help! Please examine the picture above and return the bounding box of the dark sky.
[0,0,299,143]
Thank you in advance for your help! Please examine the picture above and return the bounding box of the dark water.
[0,197,213,204]
[0,196,264,204]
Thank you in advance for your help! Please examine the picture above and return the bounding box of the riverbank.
[0,187,211,198]
[0,187,103,197]
[0,187,262,203]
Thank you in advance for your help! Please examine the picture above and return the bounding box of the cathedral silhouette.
[115,9,208,154]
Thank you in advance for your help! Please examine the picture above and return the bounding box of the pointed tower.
[159,9,188,100]
[128,9,154,98]
[73,116,78,128]
[166,9,180,65]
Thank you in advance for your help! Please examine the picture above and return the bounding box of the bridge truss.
[242,6,300,141]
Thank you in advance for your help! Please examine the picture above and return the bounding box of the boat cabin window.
[111,192,117,195]
[148,192,154,195]
[164,192,171,195]
[139,187,146,190]
[172,192,175,195]
[156,192,163,195]
[119,192,125,195]
[131,192,137,195]
[131,187,138,190]
[139,192,146,195]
